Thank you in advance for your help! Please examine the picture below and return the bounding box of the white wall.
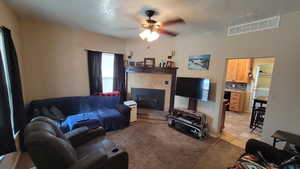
[125,10,300,140]
[20,19,126,103]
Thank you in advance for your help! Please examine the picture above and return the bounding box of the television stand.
[168,108,208,139]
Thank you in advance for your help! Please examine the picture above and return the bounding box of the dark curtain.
[0,51,17,155]
[113,53,126,103]
[87,50,103,95]
[1,27,26,133]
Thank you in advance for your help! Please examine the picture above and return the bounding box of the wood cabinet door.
[229,92,245,112]
[236,59,251,83]
[226,59,238,82]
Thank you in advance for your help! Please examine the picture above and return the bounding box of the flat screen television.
[176,77,210,101]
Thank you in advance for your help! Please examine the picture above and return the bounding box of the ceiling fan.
[137,10,185,42]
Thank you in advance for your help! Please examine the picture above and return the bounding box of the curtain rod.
[84,49,124,55]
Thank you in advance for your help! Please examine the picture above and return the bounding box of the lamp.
[139,29,160,42]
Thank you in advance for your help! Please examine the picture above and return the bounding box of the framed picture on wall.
[188,54,211,70]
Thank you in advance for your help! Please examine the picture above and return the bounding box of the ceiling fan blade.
[157,29,178,36]
[160,18,185,27]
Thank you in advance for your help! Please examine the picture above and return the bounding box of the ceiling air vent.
[227,16,280,36]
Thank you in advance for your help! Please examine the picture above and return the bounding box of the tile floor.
[221,111,262,148]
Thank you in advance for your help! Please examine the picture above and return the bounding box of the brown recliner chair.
[24,117,128,169]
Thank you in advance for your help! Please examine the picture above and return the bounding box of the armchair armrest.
[65,126,106,147]
[116,104,131,126]
[68,150,108,169]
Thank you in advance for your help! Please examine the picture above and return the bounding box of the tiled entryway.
[221,111,261,148]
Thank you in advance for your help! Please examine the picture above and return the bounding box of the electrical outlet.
[164,81,169,86]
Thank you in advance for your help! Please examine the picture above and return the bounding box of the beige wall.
[20,19,126,103]
[0,1,22,169]
[125,38,175,112]
[125,37,175,66]
[176,10,300,139]
[0,0,24,96]
[125,10,300,140]
[0,0,21,56]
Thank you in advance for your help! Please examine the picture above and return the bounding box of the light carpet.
[106,120,244,169]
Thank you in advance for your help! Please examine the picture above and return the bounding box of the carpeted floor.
[106,120,244,169]
[137,108,169,121]
[16,120,243,169]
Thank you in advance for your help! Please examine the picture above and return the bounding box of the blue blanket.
[63,113,102,131]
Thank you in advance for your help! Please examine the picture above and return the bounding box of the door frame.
[249,63,274,113]
[218,56,275,133]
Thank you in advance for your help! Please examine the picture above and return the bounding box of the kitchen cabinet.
[226,59,238,82]
[229,91,245,112]
[226,59,251,83]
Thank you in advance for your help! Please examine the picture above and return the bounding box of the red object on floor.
[96,91,120,96]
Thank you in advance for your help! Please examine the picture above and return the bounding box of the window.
[101,53,114,92]
[0,30,15,135]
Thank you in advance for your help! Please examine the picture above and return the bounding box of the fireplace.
[131,88,165,110]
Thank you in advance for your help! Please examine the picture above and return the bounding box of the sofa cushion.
[94,108,126,131]
[50,106,65,121]
[87,96,120,110]
[32,108,41,118]
[59,98,81,115]
[41,107,59,120]
[30,97,82,116]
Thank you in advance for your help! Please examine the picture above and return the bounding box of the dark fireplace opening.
[131,88,165,111]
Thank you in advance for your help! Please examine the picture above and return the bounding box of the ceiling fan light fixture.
[139,29,159,42]
[147,31,159,42]
[139,29,151,40]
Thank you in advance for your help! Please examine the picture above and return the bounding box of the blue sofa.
[28,96,130,132]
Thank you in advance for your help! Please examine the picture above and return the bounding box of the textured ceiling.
[5,0,300,39]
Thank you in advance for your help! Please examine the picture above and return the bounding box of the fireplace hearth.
[131,88,165,111]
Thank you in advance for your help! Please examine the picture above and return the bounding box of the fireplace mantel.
[125,66,178,113]
[125,66,178,74]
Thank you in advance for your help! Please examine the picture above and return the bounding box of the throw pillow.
[32,108,41,118]
[41,107,58,120]
[49,106,65,121]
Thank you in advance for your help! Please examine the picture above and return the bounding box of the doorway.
[220,57,275,148]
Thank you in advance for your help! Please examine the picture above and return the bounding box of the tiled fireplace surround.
[127,73,172,112]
